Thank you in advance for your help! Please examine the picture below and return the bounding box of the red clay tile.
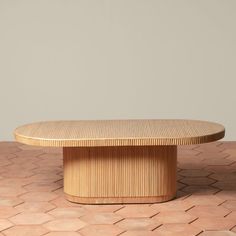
[210,173,236,181]
[184,195,225,206]
[176,190,189,198]
[45,231,83,236]
[2,171,34,179]
[42,147,62,154]
[0,155,9,163]
[10,157,37,165]
[29,173,62,181]
[79,224,124,236]
[232,226,236,233]
[0,186,26,197]
[0,141,235,236]
[45,232,82,236]
[15,201,55,213]
[23,181,62,192]
[4,154,18,160]
[0,142,19,148]
[178,149,201,158]
[120,231,160,236]
[216,191,236,201]
[181,185,220,195]
[37,154,62,166]
[221,142,236,148]
[153,211,196,224]
[32,166,62,175]
[195,143,224,152]
[0,146,21,155]
[212,181,236,191]
[50,197,80,208]
[223,148,236,156]
[16,150,44,157]
[151,199,193,212]
[153,223,202,236]
[180,177,216,186]
[0,178,33,187]
[37,156,62,162]
[225,211,236,221]
[11,162,37,171]
[9,212,53,225]
[177,174,184,181]
[0,206,19,218]
[179,169,211,177]
[48,207,87,218]
[0,197,23,207]
[52,187,64,196]
[200,231,236,236]
[202,158,234,165]
[198,151,228,158]
[2,225,49,236]
[83,204,124,213]
[19,191,58,202]
[177,181,186,190]
[225,155,236,162]
[204,166,236,176]
[177,160,207,170]
[80,212,122,224]
[43,218,87,231]
[0,219,13,231]
[187,205,230,217]
[116,218,161,231]
[0,159,11,167]
[191,217,236,231]
[221,200,236,211]
[18,144,43,150]
[116,205,157,218]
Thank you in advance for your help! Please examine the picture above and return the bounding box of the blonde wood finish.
[14,119,225,147]
[63,146,177,204]
[65,194,174,204]
[14,119,225,204]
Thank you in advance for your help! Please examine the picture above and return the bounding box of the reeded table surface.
[14,119,225,147]
[14,119,225,204]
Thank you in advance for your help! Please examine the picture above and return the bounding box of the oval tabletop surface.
[14,119,225,147]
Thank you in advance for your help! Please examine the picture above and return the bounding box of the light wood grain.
[14,119,225,147]
[14,119,225,204]
[63,146,177,204]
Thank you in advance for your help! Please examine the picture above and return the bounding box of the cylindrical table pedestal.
[63,145,177,204]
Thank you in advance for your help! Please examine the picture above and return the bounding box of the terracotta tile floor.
[0,141,236,236]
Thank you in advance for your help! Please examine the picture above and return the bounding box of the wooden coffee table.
[14,119,225,204]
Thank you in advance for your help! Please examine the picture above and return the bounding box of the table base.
[63,145,177,204]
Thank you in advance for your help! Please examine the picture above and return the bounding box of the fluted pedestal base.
[63,145,177,204]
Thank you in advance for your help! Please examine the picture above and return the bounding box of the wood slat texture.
[14,119,225,147]
[63,145,177,204]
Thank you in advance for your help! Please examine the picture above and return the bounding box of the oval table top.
[14,119,225,147]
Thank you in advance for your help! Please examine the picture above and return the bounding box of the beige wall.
[0,0,235,141]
